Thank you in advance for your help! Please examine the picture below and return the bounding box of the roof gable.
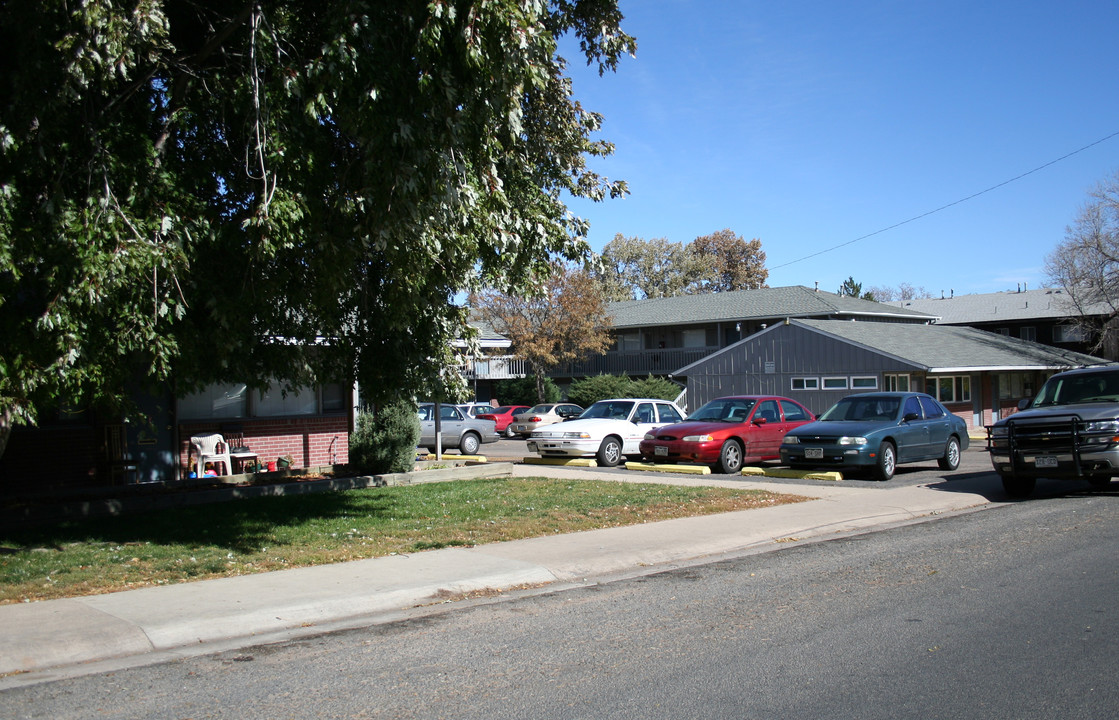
[792,319,1104,370]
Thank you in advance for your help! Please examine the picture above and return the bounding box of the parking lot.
[461,436,999,492]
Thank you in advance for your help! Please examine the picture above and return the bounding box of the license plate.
[654,446,668,457]
[527,441,537,452]
[1035,456,1058,468]
[805,447,824,459]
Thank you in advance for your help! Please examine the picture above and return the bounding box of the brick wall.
[179,416,349,477]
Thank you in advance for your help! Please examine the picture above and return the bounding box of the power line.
[770,130,1119,271]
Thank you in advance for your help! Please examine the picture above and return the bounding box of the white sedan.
[526,398,686,467]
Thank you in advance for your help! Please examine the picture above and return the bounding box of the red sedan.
[476,405,532,438]
[639,395,815,473]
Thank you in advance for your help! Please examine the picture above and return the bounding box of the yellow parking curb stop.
[522,457,598,467]
[624,462,712,475]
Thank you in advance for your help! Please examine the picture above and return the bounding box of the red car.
[639,395,815,473]
[476,405,532,438]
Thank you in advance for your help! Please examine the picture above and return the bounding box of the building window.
[617,332,641,351]
[256,385,317,416]
[1054,325,1089,343]
[321,384,348,413]
[926,375,971,403]
[1020,326,1037,342]
[851,376,878,389]
[822,377,848,390]
[178,383,248,420]
[999,373,1033,400]
[682,328,706,348]
[885,374,910,392]
[791,377,819,390]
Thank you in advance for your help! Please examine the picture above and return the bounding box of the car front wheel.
[597,436,623,467]
[717,439,744,474]
[460,432,480,455]
[873,441,896,481]
[937,436,961,471]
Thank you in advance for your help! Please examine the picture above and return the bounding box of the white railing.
[464,355,527,380]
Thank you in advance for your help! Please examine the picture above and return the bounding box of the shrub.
[567,374,633,407]
[568,373,681,406]
[349,399,421,475]
[493,375,560,405]
[628,374,683,401]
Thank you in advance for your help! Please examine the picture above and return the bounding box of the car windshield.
[582,400,635,420]
[820,397,901,422]
[1032,371,1119,406]
[688,398,757,422]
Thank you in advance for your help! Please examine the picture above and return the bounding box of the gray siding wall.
[679,324,923,416]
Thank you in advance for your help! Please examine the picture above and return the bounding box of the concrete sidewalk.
[0,467,996,687]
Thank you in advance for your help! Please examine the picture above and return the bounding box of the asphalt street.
[4,484,1117,719]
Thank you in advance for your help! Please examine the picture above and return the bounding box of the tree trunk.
[0,407,11,464]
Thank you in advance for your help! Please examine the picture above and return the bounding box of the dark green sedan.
[779,392,969,480]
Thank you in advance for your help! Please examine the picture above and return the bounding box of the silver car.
[417,403,500,455]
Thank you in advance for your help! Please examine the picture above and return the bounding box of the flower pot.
[267,461,277,472]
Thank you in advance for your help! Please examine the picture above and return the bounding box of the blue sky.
[562,0,1119,297]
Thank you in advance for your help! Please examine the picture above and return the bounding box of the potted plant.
[277,454,293,470]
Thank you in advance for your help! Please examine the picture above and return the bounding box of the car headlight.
[643,432,656,441]
[837,436,868,446]
[1085,420,1119,434]
[989,426,1008,438]
[682,434,714,442]
[783,435,800,444]
[563,431,591,439]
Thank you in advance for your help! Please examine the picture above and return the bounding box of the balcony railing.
[463,355,527,380]
[556,348,714,377]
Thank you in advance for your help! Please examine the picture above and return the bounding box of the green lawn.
[0,477,806,604]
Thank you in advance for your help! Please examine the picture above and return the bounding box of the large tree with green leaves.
[0,1,634,457]
[593,234,715,301]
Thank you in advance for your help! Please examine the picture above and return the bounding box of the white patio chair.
[190,433,232,477]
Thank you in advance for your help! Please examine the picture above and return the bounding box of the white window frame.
[791,377,819,390]
[851,376,878,389]
[928,375,971,404]
[822,376,848,390]
[884,374,910,392]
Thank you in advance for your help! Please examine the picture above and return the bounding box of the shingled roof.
[884,287,1105,324]
[791,319,1104,371]
[609,285,933,329]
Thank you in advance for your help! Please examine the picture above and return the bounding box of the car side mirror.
[903,412,921,422]
[753,417,767,425]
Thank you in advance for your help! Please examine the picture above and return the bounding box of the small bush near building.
[568,373,681,406]
[493,375,560,405]
[628,374,682,402]
[349,399,421,475]
[567,373,633,406]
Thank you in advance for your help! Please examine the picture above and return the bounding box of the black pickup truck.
[987,365,1119,498]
